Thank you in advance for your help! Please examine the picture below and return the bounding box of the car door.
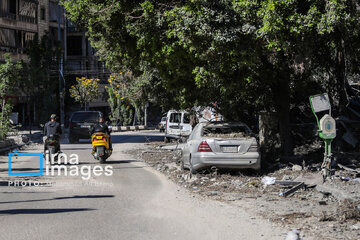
[180,112,192,137]
[167,112,182,136]
[182,124,199,166]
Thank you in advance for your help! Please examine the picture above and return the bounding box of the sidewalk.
[0,130,43,154]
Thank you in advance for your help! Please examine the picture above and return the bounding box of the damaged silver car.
[181,122,261,173]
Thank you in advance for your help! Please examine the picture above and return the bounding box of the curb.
[112,126,156,132]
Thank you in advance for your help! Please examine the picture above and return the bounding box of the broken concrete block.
[292,165,302,171]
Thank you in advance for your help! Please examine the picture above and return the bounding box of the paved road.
[0,131,285,240]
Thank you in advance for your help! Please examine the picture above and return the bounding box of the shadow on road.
[105,160,138,164]
[0,168,39,173]
[0,208,95,215]
[112,134,164,143]
[0,181,9,186]
[0,194,115,205]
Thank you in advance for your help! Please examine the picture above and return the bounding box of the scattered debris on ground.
[128,142,360,240]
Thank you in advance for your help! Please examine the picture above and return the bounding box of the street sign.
[309,93,335,180]
[319,114,336,139]
[309,93,331,113]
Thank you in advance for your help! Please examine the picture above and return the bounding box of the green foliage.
[69,77,100,109]
[62,0,360,156]
[0,54,22,140]
[22,33,62,123]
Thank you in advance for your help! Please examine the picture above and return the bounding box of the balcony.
[0,11,16,20]
[18,15,37,24]
[0,11,37,24]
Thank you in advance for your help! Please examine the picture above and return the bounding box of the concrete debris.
[285,229,301,240]
[206,191,218,196]
[279,182,305,197]
[261,176,276,185]
[337,163,360,174]
[130,143,360,240]
[292,165,302,171]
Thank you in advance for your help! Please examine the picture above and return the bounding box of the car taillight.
[49,141,55,143]
[198,141,212,152]
[248,144,258,152]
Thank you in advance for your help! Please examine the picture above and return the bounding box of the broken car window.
[202,125,251,138]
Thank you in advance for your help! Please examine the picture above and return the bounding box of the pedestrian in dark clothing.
[44,114,62,152]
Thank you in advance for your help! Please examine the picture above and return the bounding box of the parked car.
[157,117,167,132]
[68,111,102,143]
[181,122,261,173]
[164,110,192,143]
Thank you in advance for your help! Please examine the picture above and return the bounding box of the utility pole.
[57,1,65,128]
[144,102,149,127]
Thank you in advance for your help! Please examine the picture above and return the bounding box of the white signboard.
[310,94,331,113]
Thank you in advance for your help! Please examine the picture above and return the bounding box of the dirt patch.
[128,145,360,240]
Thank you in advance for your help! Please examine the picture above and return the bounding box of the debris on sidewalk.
[261,176,276,185]
[127,140,360,240]
[278,182,305,197]
[285,229,301,240]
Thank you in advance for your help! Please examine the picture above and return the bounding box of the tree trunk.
[26,100,32,134]
[273,72,293,158]
[334,30,347,114]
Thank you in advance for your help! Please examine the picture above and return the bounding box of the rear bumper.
[69,128,91,139]
[191,152,261,171]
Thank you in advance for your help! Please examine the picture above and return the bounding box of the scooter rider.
[44,114,62,152]
[91,116,112,151]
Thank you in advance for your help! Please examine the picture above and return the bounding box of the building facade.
[0,0,109,126]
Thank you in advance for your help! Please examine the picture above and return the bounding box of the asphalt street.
[0,131,285,240]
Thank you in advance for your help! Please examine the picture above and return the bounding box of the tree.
[62,0,360,158]
[69,77,100,110]
[21,32,62,124]
[106,73,133,126]
[0,54,22,140]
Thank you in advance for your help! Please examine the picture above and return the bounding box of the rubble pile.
[129,144,360,240]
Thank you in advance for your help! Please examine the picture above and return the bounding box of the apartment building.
[0,0,65,62]
[0,0,109,125]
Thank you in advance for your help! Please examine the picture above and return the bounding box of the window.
[183,113,190,124]
[0,28,16,47]
[169,113,181,123]
[40,7,45,20]
[202,124,251,138]
[71,112,101,123]
[9,0,16,14]
[67,36,82,56]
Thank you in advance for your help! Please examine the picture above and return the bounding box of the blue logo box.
[8,150,43,176]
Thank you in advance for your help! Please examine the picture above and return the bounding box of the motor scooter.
[44,134,60,164]
[91,132,112,163]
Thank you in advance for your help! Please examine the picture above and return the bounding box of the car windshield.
[71,112,100,123]
[202,124,251,138]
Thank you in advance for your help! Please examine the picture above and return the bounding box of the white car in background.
[157,116,167,132]
[164,110,192,143]
[181,122,261,173]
